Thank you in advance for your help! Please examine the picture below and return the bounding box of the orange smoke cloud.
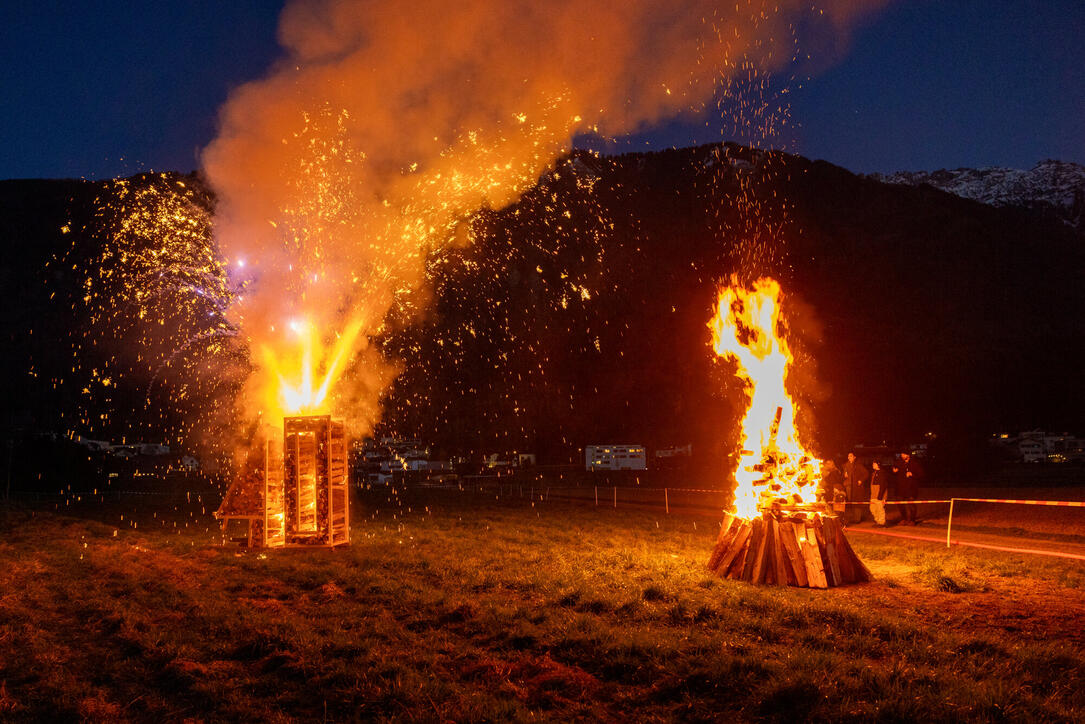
[201,0,888,433]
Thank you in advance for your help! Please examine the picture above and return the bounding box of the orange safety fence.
[950,498,1085,507]
[846,499,952,505]
[945,497,1085,550]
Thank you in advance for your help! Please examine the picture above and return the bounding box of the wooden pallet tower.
[271,415,350,547]
[707,509,871,588]
[215,415,350,547]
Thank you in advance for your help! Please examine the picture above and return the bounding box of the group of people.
[819,451,924,526]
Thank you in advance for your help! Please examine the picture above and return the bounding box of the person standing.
[893,451,923,525]
[843,452,870,524]
[869,459,890,526]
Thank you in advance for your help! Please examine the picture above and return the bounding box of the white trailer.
[585,445,647,471]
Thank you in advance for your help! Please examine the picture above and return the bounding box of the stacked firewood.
[707,510,872,588]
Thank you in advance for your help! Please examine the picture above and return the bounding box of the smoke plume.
[201,0,887,434]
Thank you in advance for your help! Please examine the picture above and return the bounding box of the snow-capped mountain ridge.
[872,159,1085,229]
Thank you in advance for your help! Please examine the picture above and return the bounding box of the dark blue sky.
[794,0,1085,173]
[2,0,1082,180]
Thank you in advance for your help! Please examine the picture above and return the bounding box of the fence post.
[613,486,617,509]
[946,498,955,548]
[594,486,598,506]
[665,488,669,514]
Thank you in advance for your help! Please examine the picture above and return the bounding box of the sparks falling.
[48,173,240,460]
[709,276,821,519]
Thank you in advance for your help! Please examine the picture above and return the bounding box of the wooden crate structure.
[262,415,350,547]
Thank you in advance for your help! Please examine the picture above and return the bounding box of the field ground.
[1,486,1083,722]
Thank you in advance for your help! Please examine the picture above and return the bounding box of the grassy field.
[1,488,1083,722]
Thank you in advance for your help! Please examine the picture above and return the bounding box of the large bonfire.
[706,276,871,587]
[709,276,822,518]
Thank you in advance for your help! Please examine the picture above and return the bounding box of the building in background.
[585,445,647,471]
[991,430,1085,463]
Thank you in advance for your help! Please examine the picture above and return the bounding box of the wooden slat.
[820,518,842,587]
[765,518,778,585]
[726,543,749,580]
[753,518,772,583]
[720,513,736,539]
[716,521,751,577]
[771,518,789,587]
[814,518,833,586]
[742,518,764,581]
[755,518,771,583]
[836,526,873,583]
[831,521,858,583]
[707,515,738,572]
[778,522,808,587]
[801,522,828,588]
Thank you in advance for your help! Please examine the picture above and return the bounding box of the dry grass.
[0,489,1083,722]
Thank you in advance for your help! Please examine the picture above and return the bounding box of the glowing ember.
[709,276,821,519]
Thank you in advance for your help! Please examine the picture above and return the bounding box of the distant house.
[405,458,451,473]
[654,444,692,459]
[484,453,514,470]
[482,452,535,470]
[906,442,928,458]
[992,430,1085,463]
[108,442,169,458]
[585,445,647,471]
[109,445,139,459]
[74,437,111,452]
[653,444,692,469]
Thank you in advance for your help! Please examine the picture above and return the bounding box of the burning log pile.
[705,277,871,587]
[706,405,871,587]
[707,509,870,588]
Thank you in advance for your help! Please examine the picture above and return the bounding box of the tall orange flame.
[709,276,821,519]
[257,315,365,421]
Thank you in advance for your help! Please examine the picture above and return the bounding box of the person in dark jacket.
[843,452,870,523]
[892,451,924,525]
[868,459,890,526]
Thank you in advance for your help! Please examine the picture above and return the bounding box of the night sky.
[2,0,1082,180]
